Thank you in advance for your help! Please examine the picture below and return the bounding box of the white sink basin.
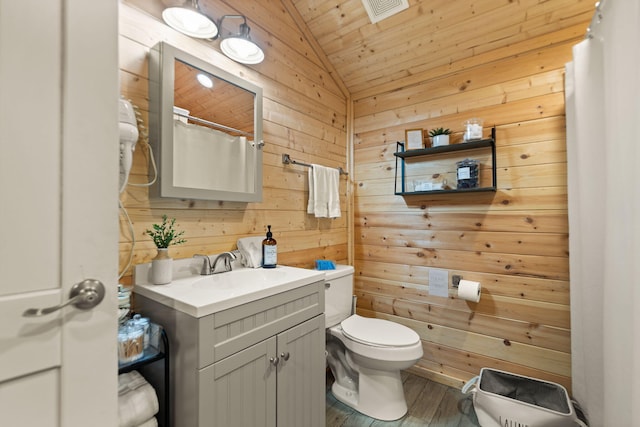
[192,268,289,290]
[134,265,325,317]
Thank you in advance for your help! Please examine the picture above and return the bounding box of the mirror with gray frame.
[149,42,263,202]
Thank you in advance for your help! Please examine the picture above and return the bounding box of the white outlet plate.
[428,268,449,298]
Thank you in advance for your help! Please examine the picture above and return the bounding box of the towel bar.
[282,153,348,175]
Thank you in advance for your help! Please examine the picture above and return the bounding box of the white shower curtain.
[173,120,255,193]
[565,0,640,425]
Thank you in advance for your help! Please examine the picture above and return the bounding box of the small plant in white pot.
[429,127,452,147]
[145,215,186,285]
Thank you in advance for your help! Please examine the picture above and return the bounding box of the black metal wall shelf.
[394,127,497,195]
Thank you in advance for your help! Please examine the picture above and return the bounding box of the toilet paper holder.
[452,275,462,288]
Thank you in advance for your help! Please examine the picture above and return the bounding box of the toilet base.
[331,366,408,421]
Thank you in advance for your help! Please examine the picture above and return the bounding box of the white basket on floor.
[462,368,588,427]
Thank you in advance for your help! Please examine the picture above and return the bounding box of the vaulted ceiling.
[151,0,594,101]
[288,0,594,98]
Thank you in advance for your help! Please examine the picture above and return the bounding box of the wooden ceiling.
[145,0,594,102]
[288,0,594,98]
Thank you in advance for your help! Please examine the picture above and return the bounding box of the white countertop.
[134,264,325,318]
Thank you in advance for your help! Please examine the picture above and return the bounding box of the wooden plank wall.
[120,0,594,394]
[351,12,591,390]
[118,1,349,283]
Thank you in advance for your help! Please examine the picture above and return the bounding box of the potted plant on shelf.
[428,127,452,147]
[145,215,187,285]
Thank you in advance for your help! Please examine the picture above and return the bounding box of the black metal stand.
[118,328,170,427]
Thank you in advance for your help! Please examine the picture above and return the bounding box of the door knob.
[23,279,106,317]
[280,352,290,361]
[269,356,280,366]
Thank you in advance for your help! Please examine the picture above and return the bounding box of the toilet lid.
[340,315,420,347]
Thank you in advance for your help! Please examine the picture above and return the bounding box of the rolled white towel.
[237,236,264,268]
[118,372,159,427]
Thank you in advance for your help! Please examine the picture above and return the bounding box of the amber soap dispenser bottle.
[262,225,277,268]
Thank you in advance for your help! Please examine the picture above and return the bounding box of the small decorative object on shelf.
[145,215,187,285]
[405,128,424,150]
[130,314,151,350]
[463,118,484,141]
[456,159,480,189]
[428,127,451,147]
[118,321,145,363]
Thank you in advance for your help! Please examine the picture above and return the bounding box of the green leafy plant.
[145,215,187,249]
[428,127,452,137]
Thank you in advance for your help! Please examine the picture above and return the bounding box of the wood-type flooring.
[326,371,481,427]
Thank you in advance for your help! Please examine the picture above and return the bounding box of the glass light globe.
[220,37,264,64]
[162,6,218,39]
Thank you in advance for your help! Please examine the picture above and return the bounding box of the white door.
[0,1,119,426]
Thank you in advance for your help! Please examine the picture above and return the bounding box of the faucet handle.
[224,252,236,270]
[193,254,212,275]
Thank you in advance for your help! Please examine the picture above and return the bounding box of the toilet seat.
[340,315,420,347]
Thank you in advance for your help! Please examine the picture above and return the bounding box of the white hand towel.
[307,164,341,218]
[118,371,159,427]
[237,236,264,268]
[118,371,148,395]
[136,417,158,427]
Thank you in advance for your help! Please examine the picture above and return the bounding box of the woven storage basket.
[462,368,588,427]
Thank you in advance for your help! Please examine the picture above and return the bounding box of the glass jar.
[118,322,144,363]
[456,159,480,189]
[131,314,151,350]
[463,118,484,141]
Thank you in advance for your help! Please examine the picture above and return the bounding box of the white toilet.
[324,265,423,421]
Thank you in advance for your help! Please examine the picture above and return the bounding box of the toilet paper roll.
[458,280,481,302]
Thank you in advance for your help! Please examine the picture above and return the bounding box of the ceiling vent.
[361,0,409,23]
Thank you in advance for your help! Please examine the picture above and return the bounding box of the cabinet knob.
[280,352,290,361]
[269,356,279,366]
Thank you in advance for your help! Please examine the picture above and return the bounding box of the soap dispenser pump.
[262,225,277,268]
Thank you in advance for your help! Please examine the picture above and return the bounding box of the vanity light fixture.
[161,0,218,39]
[218,15,265,65]
[161,1,265,65]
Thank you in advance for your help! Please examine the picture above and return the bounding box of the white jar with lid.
[463,118,484,141]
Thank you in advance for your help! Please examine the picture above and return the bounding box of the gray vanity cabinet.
[202,314,325,427]
[203,336,277,427]
[135,280,326,427]
[276,315,326,427]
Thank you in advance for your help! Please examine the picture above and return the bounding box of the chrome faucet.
[193,252,236,275]
[193,254,212,275]
[212,252,236,273]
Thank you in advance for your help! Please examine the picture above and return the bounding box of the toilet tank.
[324,264,355,328]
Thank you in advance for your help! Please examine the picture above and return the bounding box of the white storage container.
[463,368,588,427]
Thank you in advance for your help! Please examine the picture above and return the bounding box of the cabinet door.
[200,337,277,427]
[276,315,326,427]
